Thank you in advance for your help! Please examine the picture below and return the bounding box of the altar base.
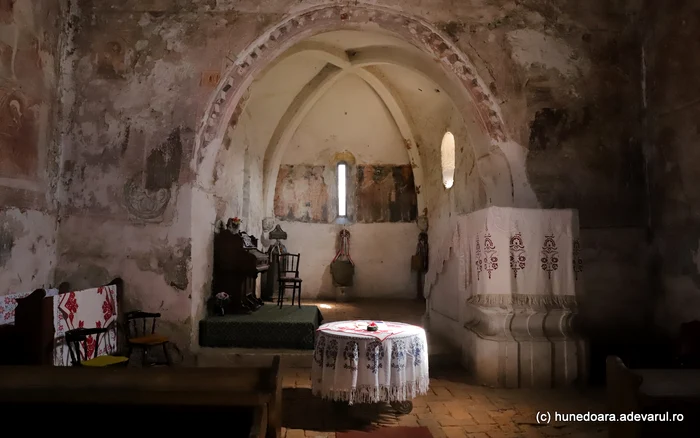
[425,207,588,388]
[199,305,323,350]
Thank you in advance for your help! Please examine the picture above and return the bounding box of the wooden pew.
[0,283,70,365]
[0,356,283,438]
[607,355,700,438]
[13,278,124,365]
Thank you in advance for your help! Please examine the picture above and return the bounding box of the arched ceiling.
[223,29,469,215]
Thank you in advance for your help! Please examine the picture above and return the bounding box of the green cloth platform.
[199,305,323,350]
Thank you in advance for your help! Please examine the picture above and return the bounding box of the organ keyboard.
[213,230,268,314]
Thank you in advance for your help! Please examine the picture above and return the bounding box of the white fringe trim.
[466,293,578,310]
[312,377,430,405]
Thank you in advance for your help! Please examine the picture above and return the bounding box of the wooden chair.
[124,311,172,366]
[277,253,302,308]
[65,327,129,367]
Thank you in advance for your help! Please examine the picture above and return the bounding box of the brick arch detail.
[194,3,512,192]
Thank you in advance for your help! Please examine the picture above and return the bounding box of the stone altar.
[425,207,587,388]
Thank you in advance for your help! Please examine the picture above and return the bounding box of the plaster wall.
[53,3,262,346]
[426,251,462,348]
[50,0,647,351]
[0,0,61,295]
[645,0,700,335]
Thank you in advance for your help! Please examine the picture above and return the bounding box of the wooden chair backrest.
[65,327,110,365]
[277,253,300,277]
[124,310,161,339]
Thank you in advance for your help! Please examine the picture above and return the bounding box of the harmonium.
[213,230,269,314]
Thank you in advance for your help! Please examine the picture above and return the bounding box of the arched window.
[441,132,455,189]
[337,161,348,217]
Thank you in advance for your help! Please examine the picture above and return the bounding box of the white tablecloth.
[311,320,429,405]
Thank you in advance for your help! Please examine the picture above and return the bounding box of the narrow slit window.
[338,162,347,217]
[441,132,455,189]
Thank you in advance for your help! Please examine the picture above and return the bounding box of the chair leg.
[291,288,295,307]
[163,342,172,366]
[297,284,301,308]
[141,348,148,367]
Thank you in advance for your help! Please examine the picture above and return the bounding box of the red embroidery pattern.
[573,239,583,280]
[54,285,119,366]
[474,235,482,281]
[483,231,499,279]
[102,299,114,322]
[509,233,526,278]
[83,336,96,360]
[64,292,79,323]
[541,234,559,278]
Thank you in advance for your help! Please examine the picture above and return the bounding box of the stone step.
[197,347,313,368]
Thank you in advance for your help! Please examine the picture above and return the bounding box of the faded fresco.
[0,84,37,180]
[273,164,417,223]
[356,164,417,223]
[274,165,329,222]
[0,0,47,182]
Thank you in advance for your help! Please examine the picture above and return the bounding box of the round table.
[311,320,429,414]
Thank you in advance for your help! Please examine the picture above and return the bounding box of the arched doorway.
[189,3,535,348]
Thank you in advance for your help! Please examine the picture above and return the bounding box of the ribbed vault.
[257,42,429,215]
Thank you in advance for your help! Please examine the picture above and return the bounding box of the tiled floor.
[281,366,606,438]
[278,299,607,437]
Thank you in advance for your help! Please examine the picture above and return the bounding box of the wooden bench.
[607,355,700,438]
[0,356,282,437]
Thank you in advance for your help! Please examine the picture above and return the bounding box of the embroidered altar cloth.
[312,321,429,405]
[425,207,582,303]
[53,285,118,366]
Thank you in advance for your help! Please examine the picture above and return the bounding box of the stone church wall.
[42,0,647,350]
[644,0,700,334]
[0,0,62,295]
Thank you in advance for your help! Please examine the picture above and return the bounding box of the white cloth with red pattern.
[311,320,429,405]
[53,285,118,366]
[425,207,582,307]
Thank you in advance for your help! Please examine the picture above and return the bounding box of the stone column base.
[335,286,351,302]
[461,295,589,388]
